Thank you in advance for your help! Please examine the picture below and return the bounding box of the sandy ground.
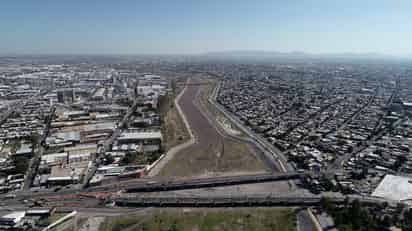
[157,78,266,178]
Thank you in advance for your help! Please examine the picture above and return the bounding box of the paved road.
[23,106,55,190]
[211,81,294,173]
[148,77,269,177]
[325,87,379,139]
[123,172,302,192]
[316,211,338,231]
[148,79,195,176]
[0,204,151,216]
[329,84,402,171]
[0,89,50,126]
[1,172,303,202]
[330,117,405,170]
[149,77,284,176]
[198,80,279,173]
[82,94,141,188]
[297,209,317,231]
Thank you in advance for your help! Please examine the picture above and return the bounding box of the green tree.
[12,156,29,174]
[320,196,334,213]
[380,215,391,229]
[168,221,179,231]
[348,199,362,230]
[121,152,137,165]
[104,154,115,165]
[402,208,412,231]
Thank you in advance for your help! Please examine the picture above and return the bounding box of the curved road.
[150,77,270,177]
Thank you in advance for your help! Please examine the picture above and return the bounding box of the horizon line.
[0,50,411,59]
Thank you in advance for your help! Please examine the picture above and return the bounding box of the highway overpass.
[122,172,304,193]
[114,195,389,208]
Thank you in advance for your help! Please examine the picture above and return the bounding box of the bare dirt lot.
[158,78,267,178]
[159,90,190,152]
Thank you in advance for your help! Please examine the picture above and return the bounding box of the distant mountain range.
[201,50,411,62]
[1,51,411,63]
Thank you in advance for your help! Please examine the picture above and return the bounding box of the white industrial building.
[372,174,412,202]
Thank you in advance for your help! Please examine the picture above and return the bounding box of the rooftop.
[372,174,412,201]
[118,131,162,140]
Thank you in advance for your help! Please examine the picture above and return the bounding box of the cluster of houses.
[218,63,412,196]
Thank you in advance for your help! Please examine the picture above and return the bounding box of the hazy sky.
[1,0,412,55]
